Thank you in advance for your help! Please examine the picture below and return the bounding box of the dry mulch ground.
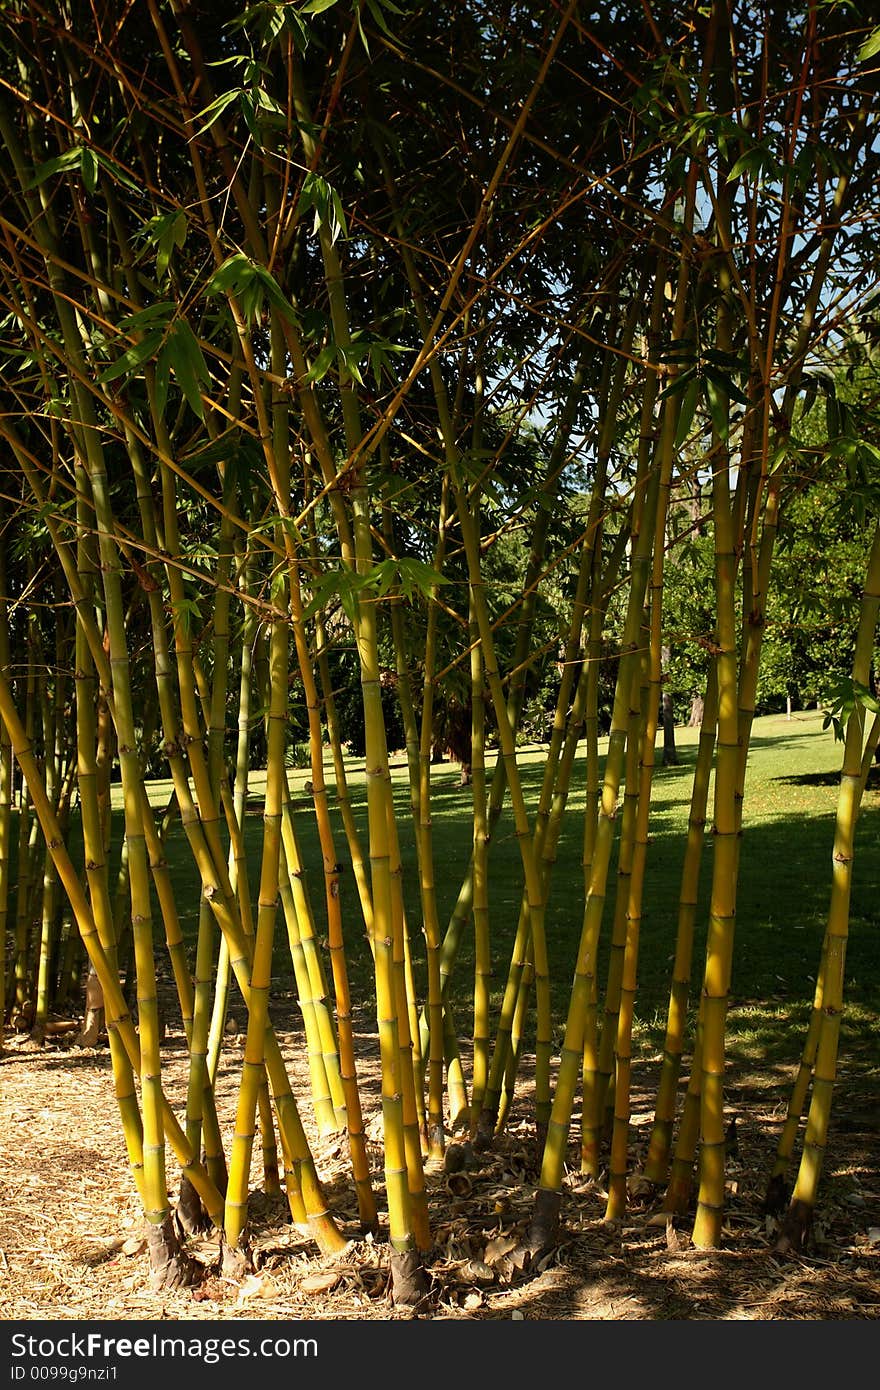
[1,1009,878,1322]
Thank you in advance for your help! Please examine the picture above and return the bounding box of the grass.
[114,708,880,1080]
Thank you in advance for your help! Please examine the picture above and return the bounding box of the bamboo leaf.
[857,27,880,62]
[396,557,450,601]
[303,345,337,384]
[297,172,348,244]
[726,145,781,184]
[26,147,86,188]
[98,331,164,385]
[163,321,208,419]
[93,151,142,194]
[140,213,187,279]
[154,345,171,417]
[657,364,696,404]
[205,253,298,326]
[119,302,176,333]
[194,89,242,134]
[302,568,365,623]
[81,147,99,194]
[170,595,202,636]
[704,376,729,442]
[363,0,404,40]
[674,375,700,449]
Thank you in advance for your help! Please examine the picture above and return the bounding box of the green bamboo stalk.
[479,454,617,1144]
[286,69,427,1292]
[283,579,377,1222]
[496,943,534,1136]
[414,612,451,1151]
[80,438,170,1244]
[664,1020,704,1214]
[776,522,880,1250]
[279,792,346,1125]
[121,423,230,1220]
[207,551,257,1084]
[455,494,555,1148]
[31,617,64,1043]
[277,817,341,1136]
[0,515,12,1051]
[766,711,880,1205]
[643,663,718,1183]
[385,780,432,1243]
[224,601,287,1251]
[12,579,37,1022]
[400,899,429,1150]
[604,659,653,1220]
[691,427,739,1250]
[288,552,374,1198]
[0,669,225,1230]
[528,365,665,1245]
[72,601,147,1206]
[594,664,645,1136]
[312,602,375,938]
[469,604,490,1128]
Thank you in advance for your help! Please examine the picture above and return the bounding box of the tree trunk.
[662,692,678,765]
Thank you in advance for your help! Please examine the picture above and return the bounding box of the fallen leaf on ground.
[238,1273,278,1302]
[300,1271,340,1295]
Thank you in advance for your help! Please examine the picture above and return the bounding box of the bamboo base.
[220,1237,253,1279]
[663,1173,692,1216]
[146,1216,200,1290]
[308,1211,349,1256]
[775,1198,812,1254]
[177,1175,211,1236]
[389,1250,428,1306]
[762,1172,789,1217]
[473,1107,495,1152]
[534,1120,548,1167]
[525,1186,562,1257]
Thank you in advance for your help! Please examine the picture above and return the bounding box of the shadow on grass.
[774,768,880,789]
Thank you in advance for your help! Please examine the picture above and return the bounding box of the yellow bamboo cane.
[469,605,491,1127]
[528,348,667,1243]
[691,451,739,1250]
[776,522,880,1250]
[766,711,880,1206]
[287,560,376,1226]
[0,672,224,1226]
[224,604,287,1251]
[643,664,718,1183]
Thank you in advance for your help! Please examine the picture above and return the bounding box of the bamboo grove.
[0,1,878,1302]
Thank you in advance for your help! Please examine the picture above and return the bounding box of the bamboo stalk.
[776,523,880,1250]
[469,604,490,1128]
[224,602,287,1250]
[691,435,739,1249]
[287,559,377,1230]
[528,262,669,1240]
[0,670,225,1227]
[643,663,718,1183]
[286,67,428,1289]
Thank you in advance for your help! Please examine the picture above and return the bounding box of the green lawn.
[120,709,880,1075]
